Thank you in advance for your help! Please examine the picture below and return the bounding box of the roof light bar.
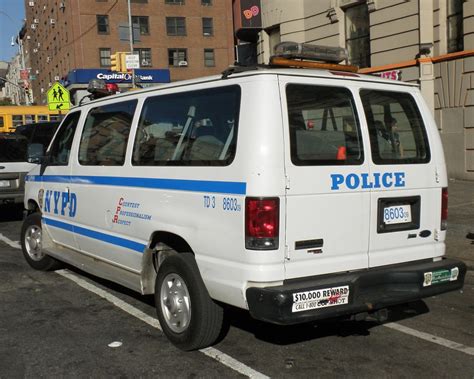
[273,42,348,63]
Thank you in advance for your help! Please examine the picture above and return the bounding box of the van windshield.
[360,90,430,164]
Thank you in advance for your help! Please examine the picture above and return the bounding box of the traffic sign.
[126,54,140,69]
[47,82,70,111]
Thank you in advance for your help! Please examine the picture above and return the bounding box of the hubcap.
[24,225,44,261]
[160,273,191,333]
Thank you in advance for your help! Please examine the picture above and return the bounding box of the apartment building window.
[168,48,187,66]
[166,17,186,36]
[447,0,464,53]
[132,16,149,35]
[134,48,152,66]
[204,49,215,67]
[165,0,185,4]
[202,0,212,5]
[131,0,148,3]
[97,15,109,34]
[202,18,213,36]
[99,48,111,67]
[345,3,370,68]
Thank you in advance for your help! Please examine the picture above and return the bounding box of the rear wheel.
[155,253,224,351]
[21,212,61,271]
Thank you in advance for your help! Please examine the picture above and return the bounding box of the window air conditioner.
[33,18,39,24]
[178,60,188,67]
[33,48,38,53]
[27,35,31,40]
[29,1,35,6]
[59,2,65,9]
[31,24,37,29]
[50,18,56,25]
[36,70,39,74]
[54,76,60,81]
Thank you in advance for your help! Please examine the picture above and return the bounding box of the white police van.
[22,43,466,350]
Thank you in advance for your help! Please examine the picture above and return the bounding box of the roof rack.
[221,42,359,79]
[221,64,267,79]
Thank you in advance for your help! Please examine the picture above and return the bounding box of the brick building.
[240,0,473,180]
[22,0,235,104]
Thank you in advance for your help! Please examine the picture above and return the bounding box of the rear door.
[281,76,370,280]
[359,86,440,267]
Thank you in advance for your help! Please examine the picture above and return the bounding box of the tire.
[155,253,224,351]
[21,212,61,271]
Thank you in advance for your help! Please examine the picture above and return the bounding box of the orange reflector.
[336,146,347,160]
[270,57,359,72]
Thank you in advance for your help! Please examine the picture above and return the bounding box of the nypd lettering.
[44,190,77,217]
[330,172,406,191]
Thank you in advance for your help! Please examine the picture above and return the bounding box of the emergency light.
[270,42,358,72]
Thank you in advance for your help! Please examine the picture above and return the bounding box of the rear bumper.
[246,258,466,325]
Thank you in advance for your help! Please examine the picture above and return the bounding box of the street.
[0,179,473,378]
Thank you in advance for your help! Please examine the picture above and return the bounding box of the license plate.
[0,180,10,188]
[383,204,411,225]
[292,285,349,313]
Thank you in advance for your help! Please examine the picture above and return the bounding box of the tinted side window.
[287,84,363,166]
[79,100,137,166]
[360,90,430,164]
[132,86,241,166]
[31,123,60,147]
[48,112,81,166]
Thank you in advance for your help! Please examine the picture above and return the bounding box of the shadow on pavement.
[222,300,429,346]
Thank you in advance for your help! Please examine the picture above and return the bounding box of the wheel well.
[149,231,193,254]
[26,199,40,213]
[148,231,194,272]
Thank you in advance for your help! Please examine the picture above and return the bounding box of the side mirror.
[27,143,44,164]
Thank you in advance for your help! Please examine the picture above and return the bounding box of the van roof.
[74,66,418,109]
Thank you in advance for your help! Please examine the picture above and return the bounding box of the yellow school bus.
[0,105,66,133]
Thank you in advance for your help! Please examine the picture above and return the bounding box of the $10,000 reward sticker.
[292,285,349,313]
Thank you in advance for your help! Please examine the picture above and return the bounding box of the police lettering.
[330,172,405,190]
[44,190,77,217]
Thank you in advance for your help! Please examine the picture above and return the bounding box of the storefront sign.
[374,70,401,81]
[65,68,170,85]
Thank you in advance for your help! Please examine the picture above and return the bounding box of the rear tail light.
[245,197,279,250]
[441,187,448,230]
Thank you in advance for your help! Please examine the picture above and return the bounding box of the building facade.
[251,0,473,181]
[21,0,235,104]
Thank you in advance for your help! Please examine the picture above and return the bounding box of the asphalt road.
[0,202,473,378]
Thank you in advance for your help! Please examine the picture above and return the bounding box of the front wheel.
[21,212,61,271]
[155,253,224,351]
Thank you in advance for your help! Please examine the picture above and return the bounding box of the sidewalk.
[445,179,474,270]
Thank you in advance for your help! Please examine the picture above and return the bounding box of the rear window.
[286,84,364,166]
[360,90,430,164]
[0,137,27,162]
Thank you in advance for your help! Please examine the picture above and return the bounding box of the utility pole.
[127,0,135,89]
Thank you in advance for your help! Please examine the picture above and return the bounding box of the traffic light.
[111,52,121,72]
[110,52,126,72]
